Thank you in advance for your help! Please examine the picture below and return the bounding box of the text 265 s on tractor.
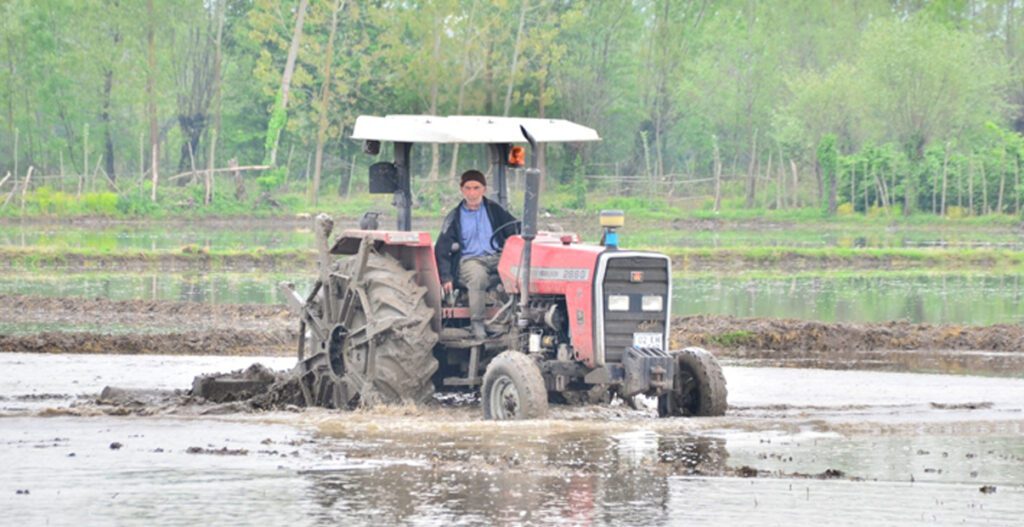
[279,115,727,420]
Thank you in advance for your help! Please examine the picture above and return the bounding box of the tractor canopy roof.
[352,115,601,144]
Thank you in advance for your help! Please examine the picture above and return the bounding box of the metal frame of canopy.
[351,115,600,231]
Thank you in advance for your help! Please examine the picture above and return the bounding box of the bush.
[116,193,158,216]
[945,206,968,219]
[80,192,119,214]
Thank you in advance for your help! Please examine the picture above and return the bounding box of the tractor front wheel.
[481,351,548,420]
[658,347,728,417]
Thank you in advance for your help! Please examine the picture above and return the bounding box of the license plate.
[632,332,663,349]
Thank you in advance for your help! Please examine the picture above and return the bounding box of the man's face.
[461,181,486,208]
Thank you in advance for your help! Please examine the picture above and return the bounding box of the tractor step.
[442,376,482,387]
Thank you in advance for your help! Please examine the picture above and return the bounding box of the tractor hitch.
[621,346,676,397]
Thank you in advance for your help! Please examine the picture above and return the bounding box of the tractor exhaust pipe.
[517,126,540,331]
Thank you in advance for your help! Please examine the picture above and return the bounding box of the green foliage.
[256,167,287,193]
[19,187,120,216]
[568,154,587,210]
[1,0,1022,221]
[116,194,158,216]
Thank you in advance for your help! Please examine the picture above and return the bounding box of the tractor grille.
[599,255,670,364]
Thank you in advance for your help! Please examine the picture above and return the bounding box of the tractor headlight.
[608,295,630,311]
[641,295,663,312]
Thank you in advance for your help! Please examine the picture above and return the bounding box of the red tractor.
[280,115,726,420]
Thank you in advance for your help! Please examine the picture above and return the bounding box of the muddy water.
[0,271,312,307]
[2,353,1023,525]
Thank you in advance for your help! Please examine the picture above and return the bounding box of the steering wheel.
[489,220,521,251]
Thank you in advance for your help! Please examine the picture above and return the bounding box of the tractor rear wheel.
[658,347,727,417]
[482,351,548,420]
[302,251,439,408]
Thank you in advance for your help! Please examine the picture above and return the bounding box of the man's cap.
[460,170,486,187]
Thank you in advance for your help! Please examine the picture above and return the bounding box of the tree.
[858,17,1008,214]
[310,0,346,205]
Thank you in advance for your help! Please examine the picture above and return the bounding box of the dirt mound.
[1,293,290,320]
[4,294,1024,375]
[0,329,291,356]
[0,294,294,356]
[672,314,1024,353]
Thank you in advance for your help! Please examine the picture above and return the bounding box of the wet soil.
[3,294,1023,375]
[0,294,294,356]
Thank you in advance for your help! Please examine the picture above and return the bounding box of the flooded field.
[3,218,1023,524]
[3,270,1023,325]
[2,353,1022,525]
[0,271,309,307]
[675,273,1024,324]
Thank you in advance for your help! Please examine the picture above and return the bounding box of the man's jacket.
[435,196,519,283]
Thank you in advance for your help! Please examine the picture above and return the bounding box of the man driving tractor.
[435,169,519,340]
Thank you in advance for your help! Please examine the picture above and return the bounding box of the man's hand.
[442,281,453,294]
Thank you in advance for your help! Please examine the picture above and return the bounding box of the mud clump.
[186,446,248,456]
[192,362,301,409]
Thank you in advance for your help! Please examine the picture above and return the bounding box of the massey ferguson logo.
[629,271,644,283]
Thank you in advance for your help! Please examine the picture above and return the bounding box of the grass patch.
[709,330,755,347]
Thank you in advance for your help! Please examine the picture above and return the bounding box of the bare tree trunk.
[1015,155,1021,214]
[338,153,355,197]
[981,160,988,214]
[79,124,87,197]
[231,158,246,201]
[12,128,17,187]
[789,159,799,208]
[267,0,310,166]
[745,129,758,208]
[998,150,1006,213]
[814,154,823,206]
[503,0,529,116]
[872,160,889,211]
[1,172,16,209]
[206,0,226,205]
[205,128,216,205]
[448,6,482,182]
[187,140,197,187]
[101,62,117,182]
[863,160,869,213]
[712,135,722,212]
[968,159,974,214]
[311,0,345,205]
[138,132,144,195]
[537,74,547,179]
[940,143,949,216]
[957,159,963,208]
[147,0,159,202]
[19,166,33,214]
[776,143,785,209]
[283,143,295,191]
[427,6,442,182]
[849,157,855,208]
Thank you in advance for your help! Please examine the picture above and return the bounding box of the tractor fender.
[330,229,443,334]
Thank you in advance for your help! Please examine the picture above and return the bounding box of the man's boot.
[471,319,487,341]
